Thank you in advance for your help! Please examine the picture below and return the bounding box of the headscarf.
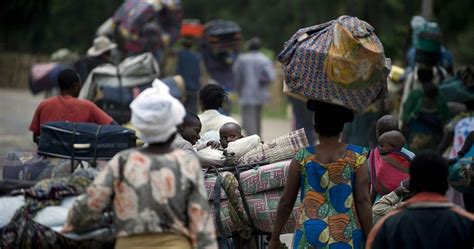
[130,79,186,143]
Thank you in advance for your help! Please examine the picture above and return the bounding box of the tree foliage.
[1,0,472,66]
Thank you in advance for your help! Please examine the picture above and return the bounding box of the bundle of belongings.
[96,0,182,56]
[0,122,137,247]
[278,15,390,114]
[3,151,82,182]
[79,52,185,124]
[202,129,308,240]
[3,123,136,183]
[0,169,114,248]
[200,19,241,90]
[29,63,71,95]
[205,161,301,239]
[198,128,308,167]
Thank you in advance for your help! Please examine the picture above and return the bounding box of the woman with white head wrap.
[130,79,186,144]
[63,79,218,249]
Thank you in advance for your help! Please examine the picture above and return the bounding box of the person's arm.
[458,131,474,157]
[232,57,242,94]
[199,56,209,86]
[437,125,454,155]
[187,159,218,249]
[33,134,39,144]
[372,191,400,223]
[268,159,301,248]
[62,155,117,233]
[401,90,421,124]
[354,160,373,236]
[29,103,42,143]
[262,57,276,84]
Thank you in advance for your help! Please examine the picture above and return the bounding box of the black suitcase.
[38,122,136,161]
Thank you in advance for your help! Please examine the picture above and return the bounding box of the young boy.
[219,122,244,149]
[173,112,202,155]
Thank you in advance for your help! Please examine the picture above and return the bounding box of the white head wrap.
[130,79,185,143]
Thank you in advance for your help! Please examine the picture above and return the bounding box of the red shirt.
[29,95,113,137]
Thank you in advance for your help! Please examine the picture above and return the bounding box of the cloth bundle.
[278,15,390,114]
[1,175,96,248]
[225,135,262,165]
[238,128,308,165]
[197,135,262,167]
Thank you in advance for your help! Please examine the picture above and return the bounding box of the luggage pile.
[1,122,136,247]
[203,129,309,242]
[79,53,185,124]
[205,161,301,238]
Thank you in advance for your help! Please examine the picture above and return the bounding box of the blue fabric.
[307,161,327,192]
[329,242,352,249]
[352,229,364,249]
[329,184,352,213]
[176,49,202,91]
[304,219,328,248]
[292,229,303,249]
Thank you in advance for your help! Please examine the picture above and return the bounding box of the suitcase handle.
[74,143,91,149]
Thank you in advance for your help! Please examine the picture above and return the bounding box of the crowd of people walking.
[2,5,474,249]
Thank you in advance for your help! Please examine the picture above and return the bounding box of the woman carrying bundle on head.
[270,15,390,248]
[269,100,373,249]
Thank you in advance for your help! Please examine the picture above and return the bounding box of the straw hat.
[87,36,117,57]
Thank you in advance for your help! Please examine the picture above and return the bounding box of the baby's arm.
[194,140,221,151]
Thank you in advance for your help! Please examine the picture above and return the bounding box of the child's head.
[375,115,399,139]
[178,112,201,145]
[219,122,243,148]
[378,130,406,154]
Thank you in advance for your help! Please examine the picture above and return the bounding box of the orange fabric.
[180,23,204,38]
[29,95,113,137]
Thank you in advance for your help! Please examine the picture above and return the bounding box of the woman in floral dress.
[269,101,373,249]
[62,86,217,249]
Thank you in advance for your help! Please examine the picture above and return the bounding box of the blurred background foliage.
[1,0,473,66]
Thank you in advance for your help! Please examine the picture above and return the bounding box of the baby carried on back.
[370,115,414,199]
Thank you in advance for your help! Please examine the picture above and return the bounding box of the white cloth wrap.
[130,79,185,143]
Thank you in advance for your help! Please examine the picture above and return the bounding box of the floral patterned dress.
[64,149,217,249]
[293,145,367,249]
